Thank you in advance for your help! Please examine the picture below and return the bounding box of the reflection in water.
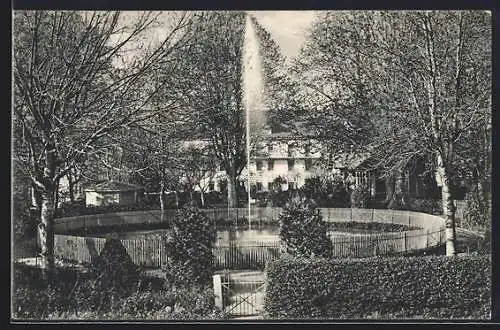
[111,226,376,243]
[217,228,280,244]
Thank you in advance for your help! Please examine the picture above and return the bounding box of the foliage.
[279,198,332,258]
[404,198,443,215]
[328,221,419,233]
[350,183,372,209]
[12,263,224,320]
[299,175,350,207]
[162,203,216,286]
[264,255,491,319]
[90,238,140,293]
[463,192,491,231]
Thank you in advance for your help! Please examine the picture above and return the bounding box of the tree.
[279,198,332,258]
[13,10,194,274]
[163,204,216,287]
[289,11,491,256]
[162,11,247,208]
[177,145,218,207]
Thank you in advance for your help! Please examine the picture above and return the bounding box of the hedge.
[264,255,491,319]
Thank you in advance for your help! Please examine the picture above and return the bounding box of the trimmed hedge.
[264,255,491,319]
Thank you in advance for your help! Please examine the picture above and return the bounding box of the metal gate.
[222,279,265,317]
[214,273,266,318]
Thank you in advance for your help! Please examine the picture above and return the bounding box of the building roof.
[332,153,374,171]
[84,180,143,192]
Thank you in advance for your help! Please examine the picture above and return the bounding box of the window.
[268,143,273,152]
[288,159,295,171]
[287,144,294,157]
[208,182,214,191]
[267,182,273,191]
[305,159,313,171]
[288,182,295,190]
[256,160,263,171]
[256,182,263,191]
[268,160,274,171]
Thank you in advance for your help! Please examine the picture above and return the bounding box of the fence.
[51,208,446,269]
[53,207,445,232]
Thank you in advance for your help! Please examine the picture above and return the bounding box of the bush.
[264,255,491,319]
[405,198,442,215]
[12,263,225,320]
[90,238,140,294]
[279,198,332,258]
[463,192,491,231]
[350,183,373,209]
[299,176,350,207]
[162,203,216,287]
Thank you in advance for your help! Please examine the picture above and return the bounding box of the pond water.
[104,226,383,245]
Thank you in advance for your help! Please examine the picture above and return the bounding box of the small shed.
[84,181,144,207]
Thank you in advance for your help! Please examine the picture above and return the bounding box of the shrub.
[279,198,332,258]
[463,192,491,231]
[162,203,216,287]
[12,263,225,320]
[264,255,491,319]
[350,183,372,209]
[405,198,442,215]
[299,175,349,207]
[90,238,140,294]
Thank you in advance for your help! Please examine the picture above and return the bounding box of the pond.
[100,225,387,245]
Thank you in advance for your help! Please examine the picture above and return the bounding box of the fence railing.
[51,208,446,270]
[53,207,445,233]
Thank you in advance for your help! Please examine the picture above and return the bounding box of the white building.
[248,131,323,193]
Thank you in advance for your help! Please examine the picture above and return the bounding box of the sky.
[248,11,317,61]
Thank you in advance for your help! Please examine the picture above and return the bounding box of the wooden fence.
[53,207,445,233]
[51,208,446,269]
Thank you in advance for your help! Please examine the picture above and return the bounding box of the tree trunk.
[174,191,179,208]
[199,188,205,207]
[227,175,238,208]
[31,184,42,210]
[388,170,405,209]
[384,175,394,205]
[160,178,166,223]
[68,174,75,203]
[437,160,457,256]
[53,178,60,211]
[39,189,56,276]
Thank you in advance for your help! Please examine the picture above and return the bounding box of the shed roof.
[84,180,143,192]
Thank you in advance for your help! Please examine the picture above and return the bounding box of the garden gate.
[213,272,266,318]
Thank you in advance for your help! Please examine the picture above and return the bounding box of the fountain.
[242,14,266,229]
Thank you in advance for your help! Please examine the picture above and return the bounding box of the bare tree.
[12,10,194,275]
[288,11,491,256]
[165,11,247,208]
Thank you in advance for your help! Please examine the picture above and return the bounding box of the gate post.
[213,274,223,310]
